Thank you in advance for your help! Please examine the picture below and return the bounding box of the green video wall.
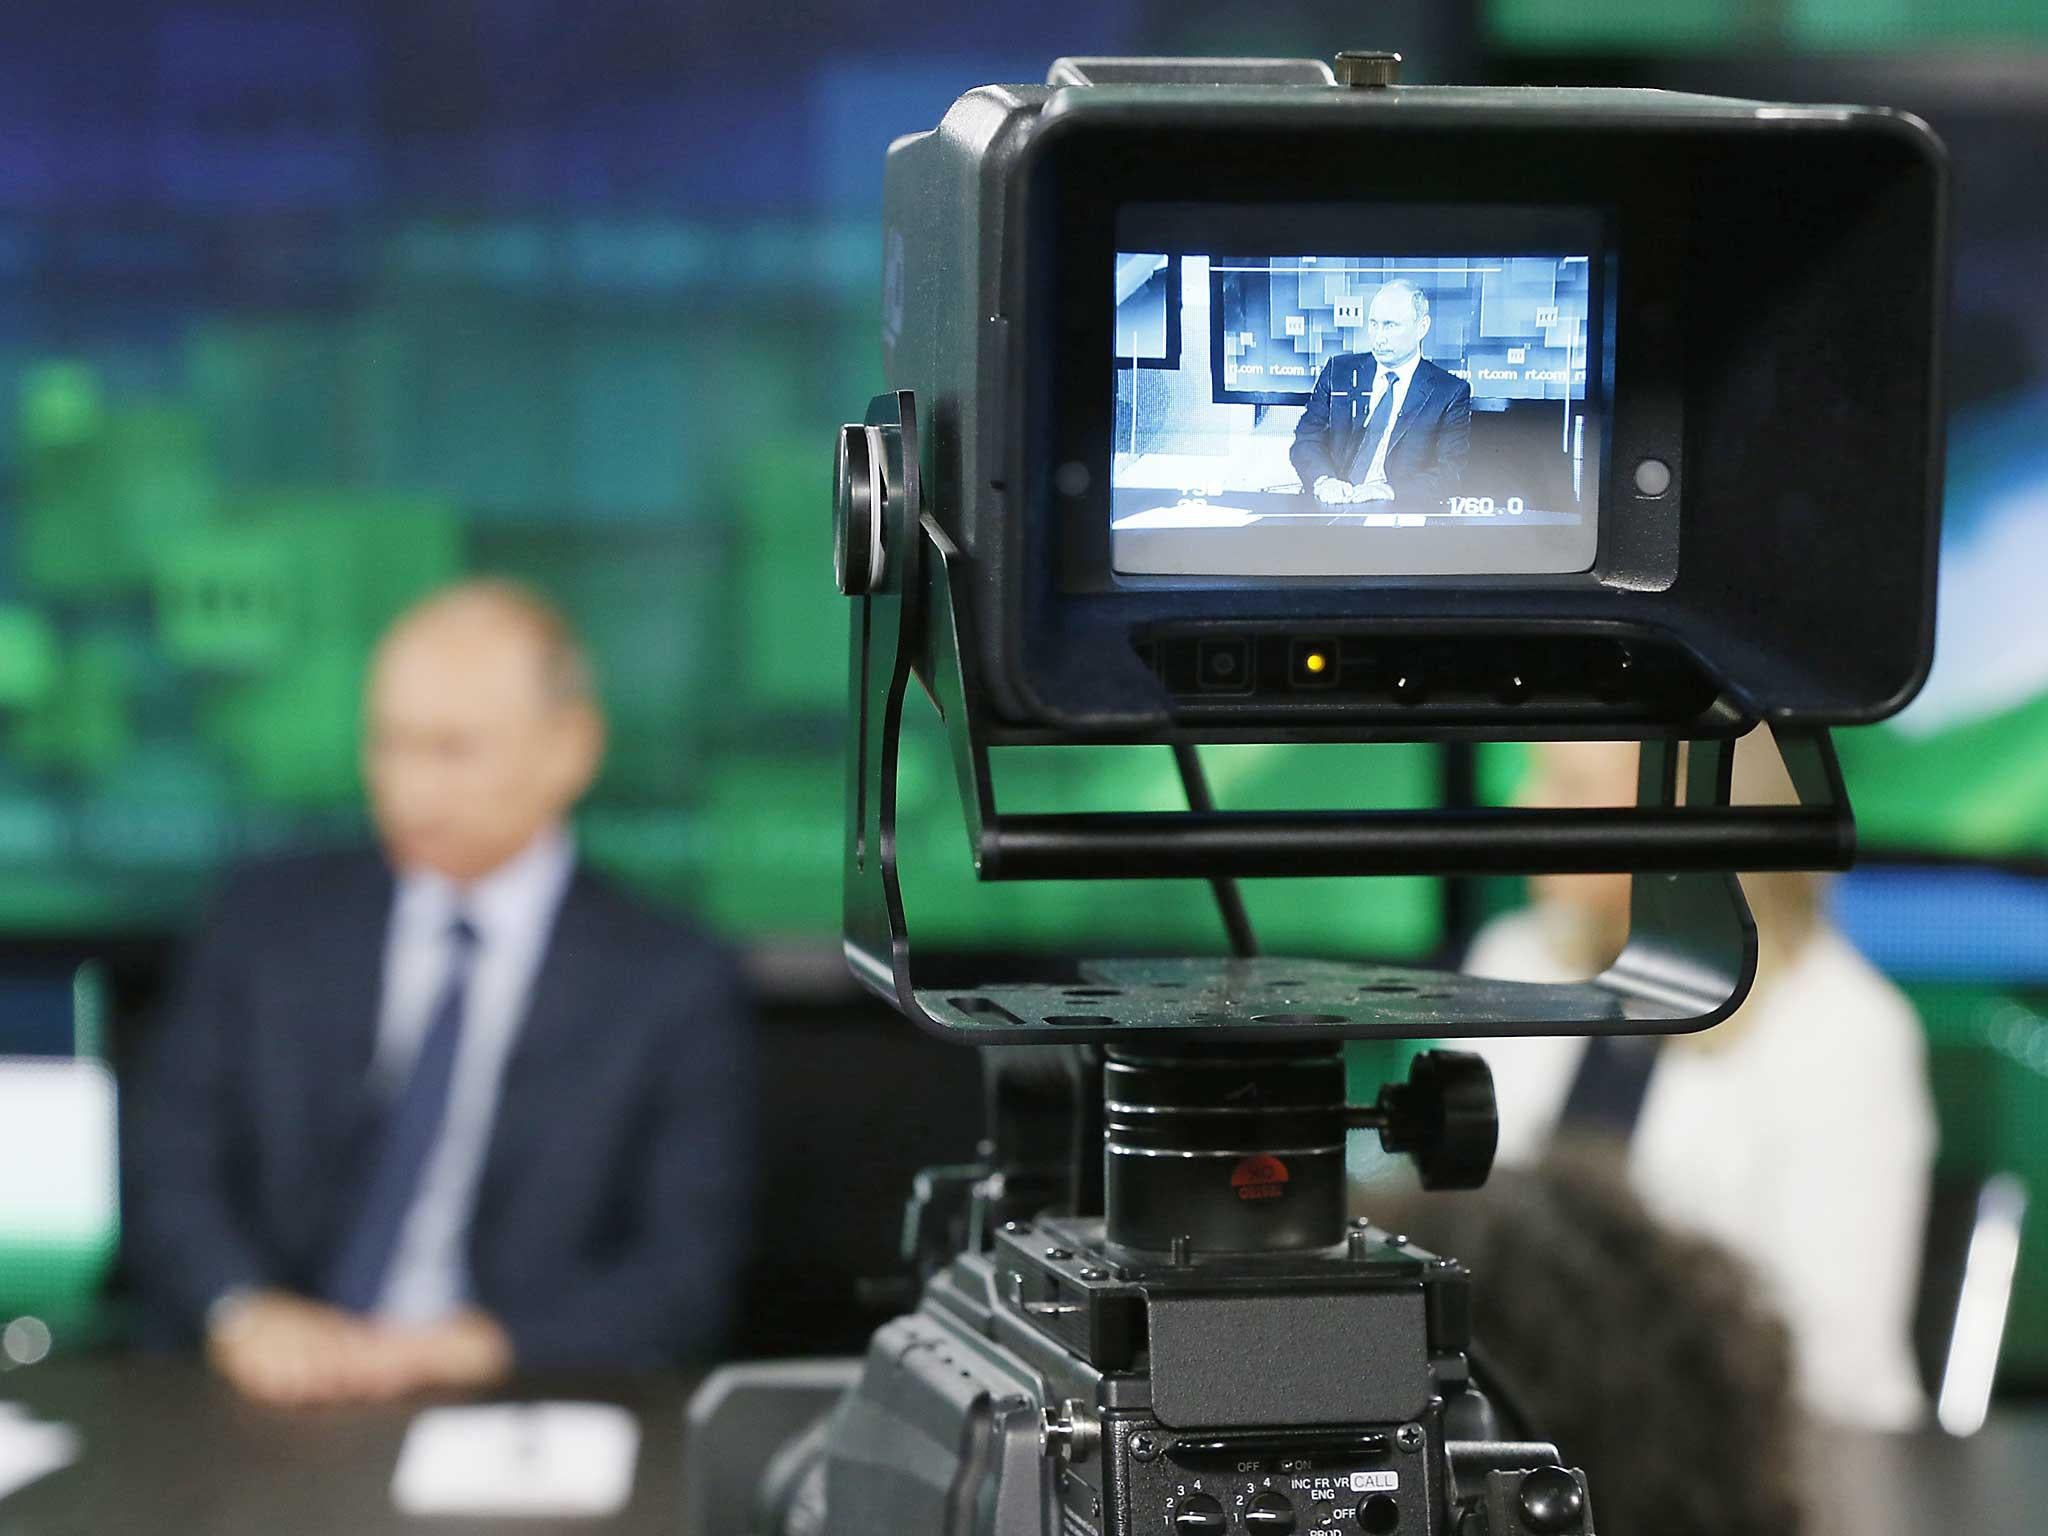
[8,207,2046,958]
[0,226,1457,959]
[6,11,2045,966]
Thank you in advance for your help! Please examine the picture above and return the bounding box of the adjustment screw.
[1131,1433,1160,1463]
[1045,1247,1075,1261]
[1395,1423,1425,1453]
[1003,1222,1030,1235]
[1079,1266,1109,1281]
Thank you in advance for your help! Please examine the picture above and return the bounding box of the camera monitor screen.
[1111,214,1606,578]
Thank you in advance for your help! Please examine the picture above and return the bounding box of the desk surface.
[1802,1412,2048,1536]
[0,1355,689,1536]
[4,1354,2047,1535]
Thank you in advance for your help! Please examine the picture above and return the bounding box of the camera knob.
[1515,1467,1586,1534]
[1367,1050,1499,1191]
[834,422,888,595]
[1042,1399,1099,1463]
[1243,1491,1296,1535]
[1172,1494,1227,1534]
[1333,51,1401,88]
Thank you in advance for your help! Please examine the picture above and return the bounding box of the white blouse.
[1464,909,1936,1431]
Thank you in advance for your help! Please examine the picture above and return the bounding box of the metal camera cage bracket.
[840,390,1854,1046]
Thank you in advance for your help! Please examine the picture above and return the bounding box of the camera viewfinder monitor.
[1111,206,1607,579]
[874,82,1944,732]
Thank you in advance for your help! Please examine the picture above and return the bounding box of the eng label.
[1348,1472,1399,1493]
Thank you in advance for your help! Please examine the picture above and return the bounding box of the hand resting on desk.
[1310,475,1397,506]
[206,1290,513,1407]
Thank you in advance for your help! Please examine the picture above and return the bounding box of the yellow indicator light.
[1304,651,1328,675]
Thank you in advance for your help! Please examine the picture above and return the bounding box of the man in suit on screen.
[128,579,753,1405]
[1290,279,1472,507]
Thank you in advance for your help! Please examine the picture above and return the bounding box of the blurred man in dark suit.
[128,580,753,1405]
[1291,280,1472,507]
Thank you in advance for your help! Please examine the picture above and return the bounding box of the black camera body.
[883,71,1943,738]
[803,1215,1529,1536]
[689,56,1947,1536]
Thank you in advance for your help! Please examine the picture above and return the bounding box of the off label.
[1349,1472,1398,1493]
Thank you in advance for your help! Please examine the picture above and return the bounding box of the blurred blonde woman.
[1462,732,1935,1431]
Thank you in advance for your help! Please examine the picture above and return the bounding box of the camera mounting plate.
[924,957,1643,1040]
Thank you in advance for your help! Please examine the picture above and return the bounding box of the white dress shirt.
[369,826,577,1323]
[1463,908,1936,1430]
[1359,353,1420,490]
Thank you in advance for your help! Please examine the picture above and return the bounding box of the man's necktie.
[321,915,481,1313]
[1348,376,1400,482]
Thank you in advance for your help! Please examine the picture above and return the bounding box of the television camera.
[687,52,1945,1536]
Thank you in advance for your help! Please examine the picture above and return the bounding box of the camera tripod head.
[1102,1042,1497,1257]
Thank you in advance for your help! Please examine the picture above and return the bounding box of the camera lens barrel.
[1103,1043,1348,1255]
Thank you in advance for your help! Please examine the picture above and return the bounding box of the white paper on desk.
[391,1402,640,1517]
[0,1401,82,1504]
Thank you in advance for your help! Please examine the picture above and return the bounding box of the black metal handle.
[978,804,1851,881]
